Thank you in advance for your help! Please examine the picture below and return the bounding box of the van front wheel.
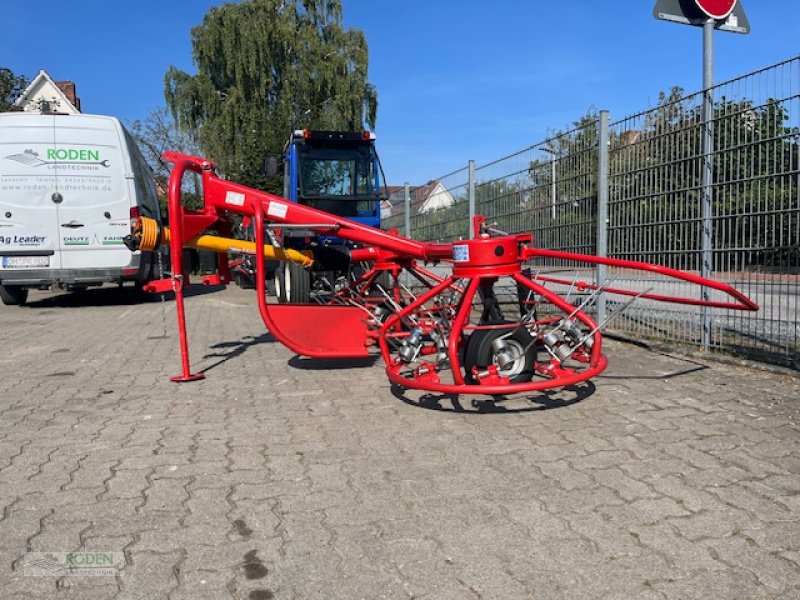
[0,285,29,306]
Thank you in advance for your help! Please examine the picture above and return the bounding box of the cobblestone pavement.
[0,284,798,600]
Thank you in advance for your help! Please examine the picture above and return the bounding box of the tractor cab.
[275,129,388,302]
[286,129,385,229]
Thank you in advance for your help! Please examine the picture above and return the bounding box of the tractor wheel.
[276,261,311,303]
[0,285,28,306]
[274,267,284,301]
[463,324,538,384]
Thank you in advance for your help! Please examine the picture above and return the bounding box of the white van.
[0,112,162,305]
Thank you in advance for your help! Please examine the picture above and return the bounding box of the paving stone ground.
[0,284,798,600]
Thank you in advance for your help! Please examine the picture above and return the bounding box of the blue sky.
[2,1,798,185]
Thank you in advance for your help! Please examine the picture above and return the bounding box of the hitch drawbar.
[126,216,314,268]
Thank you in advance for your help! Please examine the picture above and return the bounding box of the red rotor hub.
[451,235,525,278]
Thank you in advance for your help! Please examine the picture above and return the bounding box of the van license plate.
[2,256,50,268]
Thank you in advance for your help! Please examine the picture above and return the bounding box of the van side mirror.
[263,156,279,177]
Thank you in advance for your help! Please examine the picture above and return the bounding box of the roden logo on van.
[46,148,101,161]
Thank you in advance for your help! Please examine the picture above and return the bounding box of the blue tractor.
[274,129,387,302]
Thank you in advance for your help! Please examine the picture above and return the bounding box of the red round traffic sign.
[694,0,737,20]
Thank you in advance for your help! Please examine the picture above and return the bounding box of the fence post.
[700,19,715,350]
[403,182,411,239]
[550,154,557,219]
[468,160,476,238]
[596,110,610,326]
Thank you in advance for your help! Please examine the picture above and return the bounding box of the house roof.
[14,69,81,113]
[386,182,442,209]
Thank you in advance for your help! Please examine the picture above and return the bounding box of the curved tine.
[377,274,457,360]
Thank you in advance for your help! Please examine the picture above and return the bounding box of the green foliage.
[609,87,800,269]
[165,0,378,194]
[412,196,469,242]
[0,67,29,112]
[520,112,601,255]
[711,97,800,267]
[403,82,798,271]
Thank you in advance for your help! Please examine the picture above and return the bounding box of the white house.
[379,198,393,220]
[384,182,456,217]
[417,181,454,214]
[14,69,81,114]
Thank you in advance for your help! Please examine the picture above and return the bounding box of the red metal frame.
[524,248,757,311]
[151,152,757,396]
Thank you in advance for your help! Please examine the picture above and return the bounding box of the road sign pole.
[653,0,749,351]
[701,18,714,350]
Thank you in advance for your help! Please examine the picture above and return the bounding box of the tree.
[607,87,800,269]
[711,97,800,267]
[521,110,602,255]
[607,87,701,267]
[164,0,378,194]
[0,67,29,112]
[128,107,204,212]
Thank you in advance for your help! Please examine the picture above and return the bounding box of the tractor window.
[299,146,379,198]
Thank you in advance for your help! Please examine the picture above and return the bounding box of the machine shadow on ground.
[200,333,276,374]
[22,283,226,308]
[391,381,595,414]
[598,352,710,381]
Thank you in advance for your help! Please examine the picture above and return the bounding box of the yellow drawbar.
[134,217,314,268]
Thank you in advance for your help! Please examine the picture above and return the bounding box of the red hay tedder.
[125,152,757,397]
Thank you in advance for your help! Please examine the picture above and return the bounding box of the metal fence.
[387,55,800,368]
